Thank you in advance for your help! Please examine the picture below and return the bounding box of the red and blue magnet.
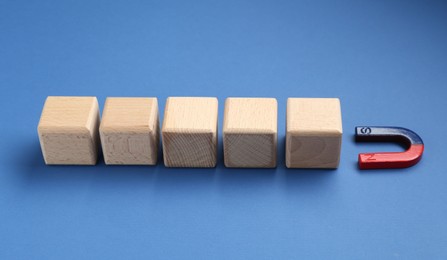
[355,126,424,170]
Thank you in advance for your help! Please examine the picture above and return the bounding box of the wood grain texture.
[162,97,218,167]
[223,98,277,168]
[37,96,100,165]
[286,98,342,168]
[100,97,159,165]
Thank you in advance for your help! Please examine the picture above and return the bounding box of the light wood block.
[99,97,159,165]
[223,98,277,168]
[162,97,218,167]
[286,98,342,168]
[37,96,100,165]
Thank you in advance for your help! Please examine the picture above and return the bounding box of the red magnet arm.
[355,127,424,170]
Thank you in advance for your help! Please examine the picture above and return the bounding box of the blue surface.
[1,0,447,259]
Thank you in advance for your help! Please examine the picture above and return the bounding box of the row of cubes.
[37,97,342,168]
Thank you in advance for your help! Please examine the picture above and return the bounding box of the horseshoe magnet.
[355,126,424,169]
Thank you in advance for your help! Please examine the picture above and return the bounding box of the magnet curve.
[355,126,424,169]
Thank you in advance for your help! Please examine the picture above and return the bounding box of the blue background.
[1,0,447,259]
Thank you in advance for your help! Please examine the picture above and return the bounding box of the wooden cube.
[37,96,100,165]
[162,97,218,167]
[223,98,277,168]
[286,98,342,168]
[99,97,159,165]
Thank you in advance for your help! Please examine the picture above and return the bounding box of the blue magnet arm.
[355,127,423,145]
